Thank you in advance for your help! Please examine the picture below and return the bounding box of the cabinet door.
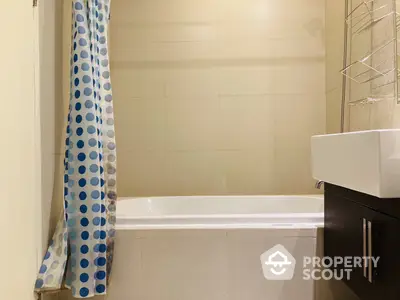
[364,208,400,300]
[324,193,366,294]
[325,192,400,300]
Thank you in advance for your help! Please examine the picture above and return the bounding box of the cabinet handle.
[368,221,373,283]
[363,218,367,278]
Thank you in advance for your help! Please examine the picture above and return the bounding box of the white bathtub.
[116,195,324,230]
[87,195,325,300]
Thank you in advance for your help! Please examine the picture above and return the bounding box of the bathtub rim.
[116,195,324,230]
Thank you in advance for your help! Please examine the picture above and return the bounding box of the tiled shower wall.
[326,0,400,133]
[110,0,326,196]
[325,0,346,133]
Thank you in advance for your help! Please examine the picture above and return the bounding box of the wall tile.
[217,0,324,22]
[272,63,325,95]
[115,97,167,152]
[111,23,215,45]
[274,94,325,194]
[165,69,218,99]
[111,69,166,99]
[164,151,226,195]
[370,98,394,129]
[349,104,371,131]
[165,96,220,151]
[111,0,326,196]
[111,38,219,63]
[216,67,275,96]
[325,0,345,133]
[112,0,219,23]
[326,88,342,134]
[274,143,316,195]
[391,102,400,128]
[325,33,344,93]
[325,0,345,93]
[274,94,326,141]
[117,150,169,197]
[218,149,277,195]
[218,95,275,150]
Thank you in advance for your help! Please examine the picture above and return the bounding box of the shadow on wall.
[46,0,69,247]
[303,18,325,46]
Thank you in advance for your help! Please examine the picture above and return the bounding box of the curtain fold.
[35,0,117,298]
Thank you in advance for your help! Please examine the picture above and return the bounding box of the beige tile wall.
[326,0,400,132]
[325,0,346,133]
[110,0,326,196]
[1,3,41,300]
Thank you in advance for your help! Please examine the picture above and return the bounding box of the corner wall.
[325,0,346,133]
[38,0,63,257]
[0,2,40,300]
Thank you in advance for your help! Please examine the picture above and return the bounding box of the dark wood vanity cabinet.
[324,184,400,300]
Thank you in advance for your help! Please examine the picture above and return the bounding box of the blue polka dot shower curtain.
[35,0,117,298]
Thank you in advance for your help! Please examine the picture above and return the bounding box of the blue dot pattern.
[34,1,116,298]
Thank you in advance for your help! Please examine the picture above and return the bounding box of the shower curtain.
[35,0,117,298]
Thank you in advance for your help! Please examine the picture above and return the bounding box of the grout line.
[325,87,340,94]
[218,92,324,97]
[109,57,326,70]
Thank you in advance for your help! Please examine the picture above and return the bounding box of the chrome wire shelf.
[342,0,399,107]
[348,95,395,105]
[346,1,392,36]
[340,38,396,84]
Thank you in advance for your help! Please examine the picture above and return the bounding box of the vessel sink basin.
[311,129,400,198]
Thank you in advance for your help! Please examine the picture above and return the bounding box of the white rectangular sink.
[311,129,400,198]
